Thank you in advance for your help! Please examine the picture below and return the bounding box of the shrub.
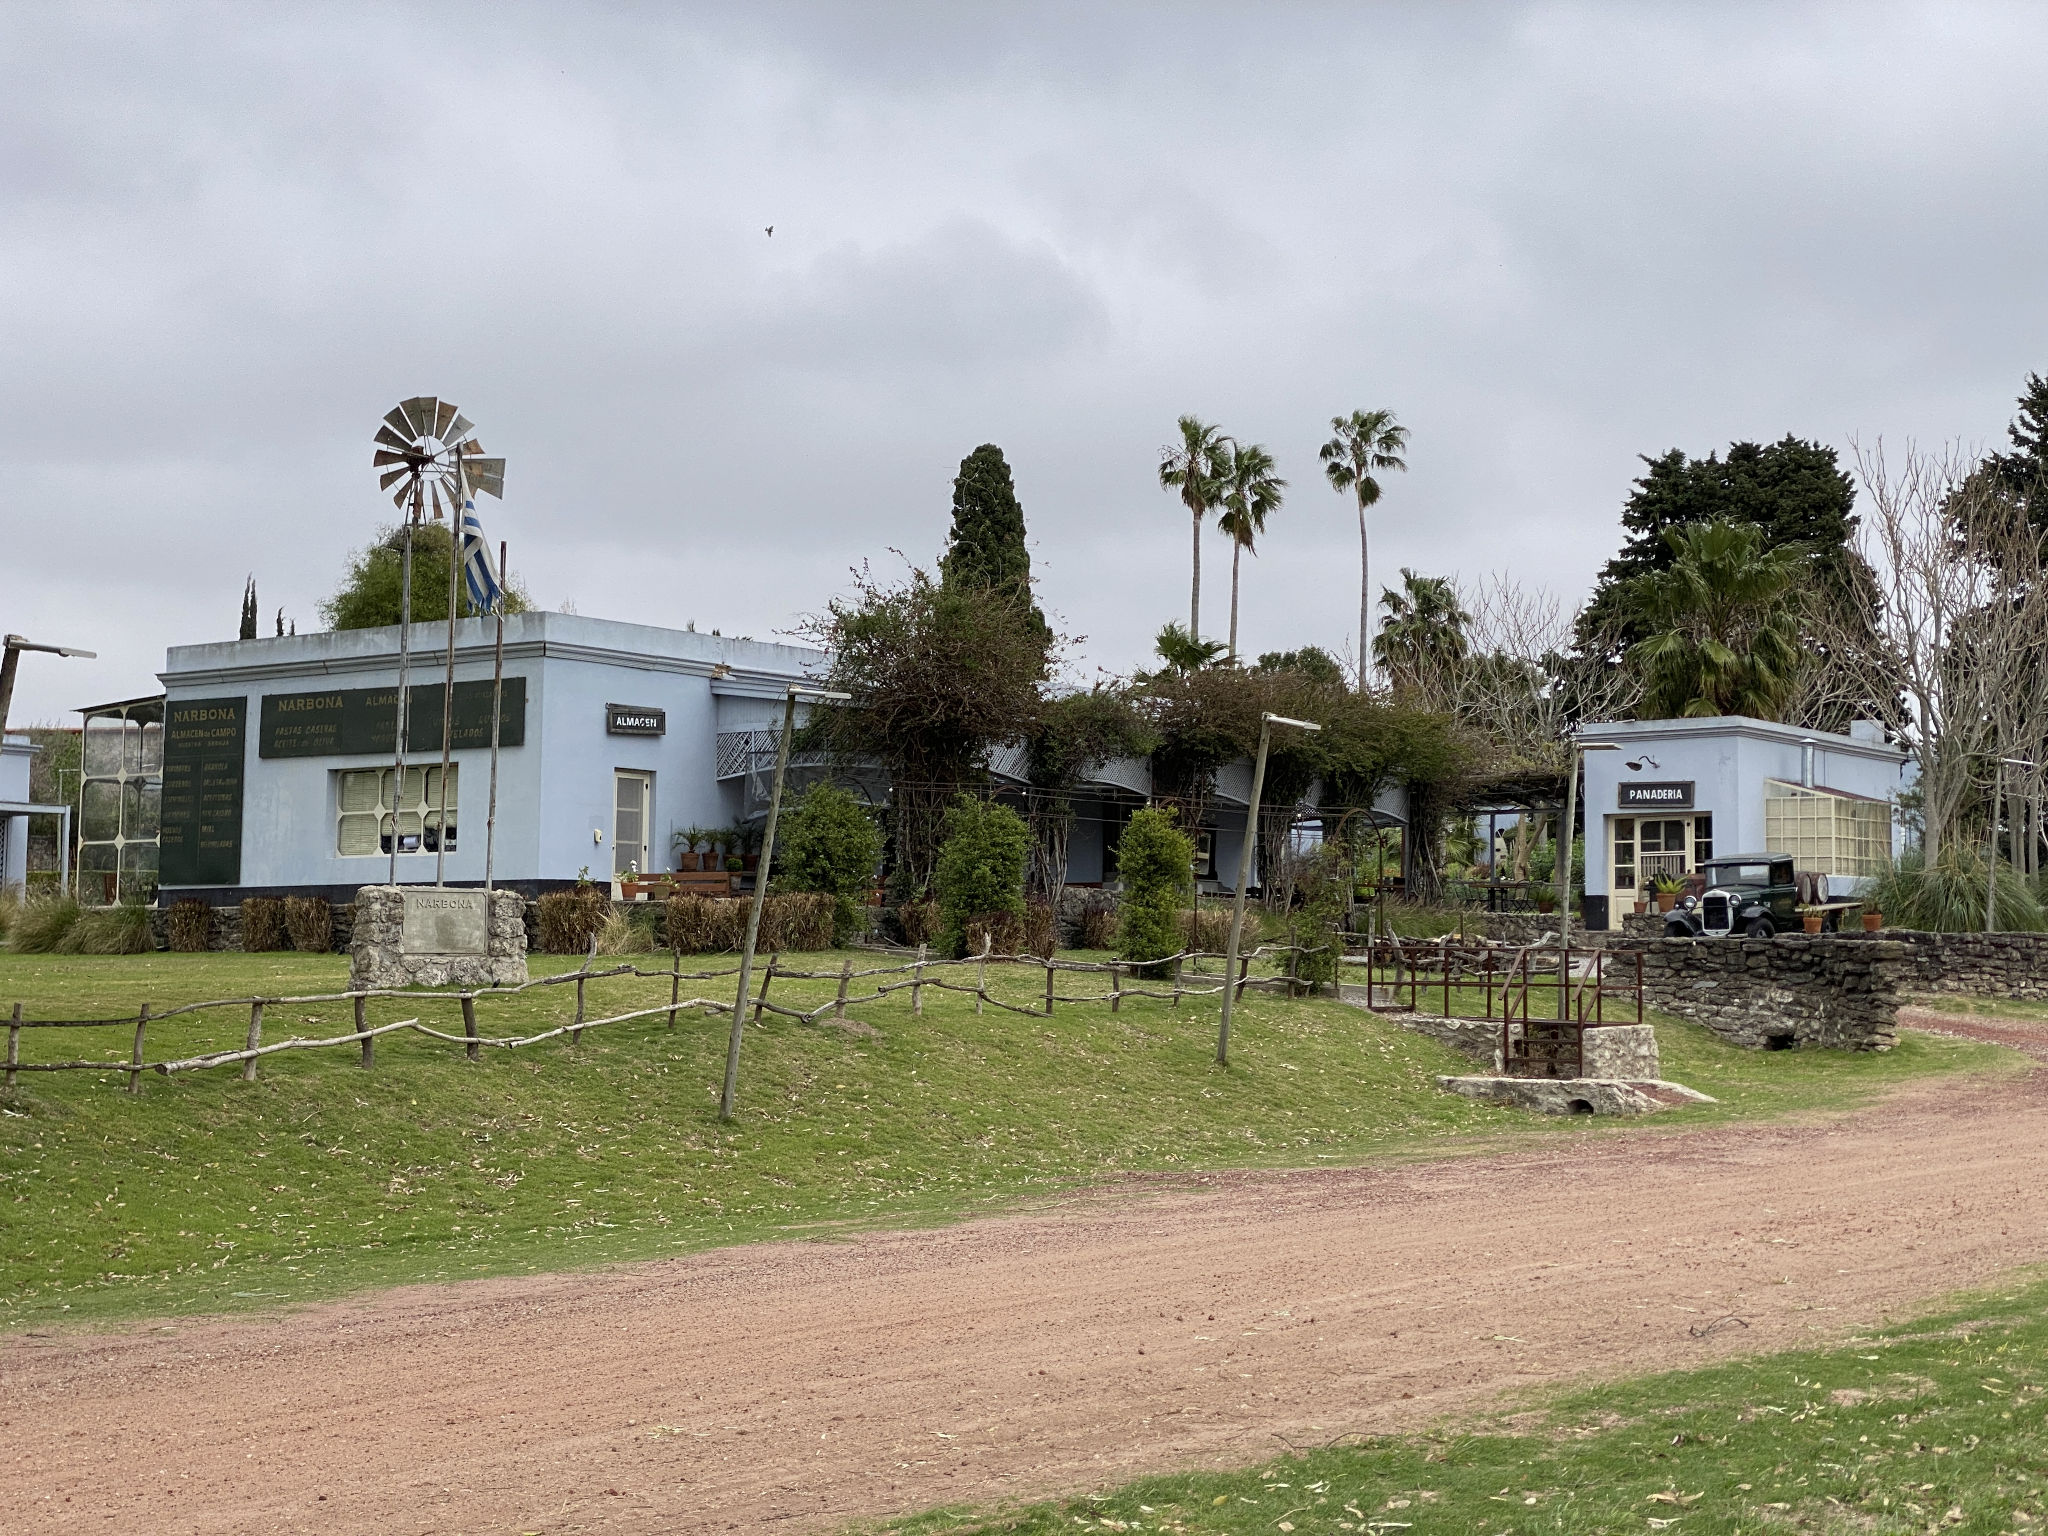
[774,784,884,945]
[283,896,333,953]
[8,893,81,953]
[1023,900,1058,960]
[594,909,655,955]
[62,904,153,955]
[1078,895,1119,951]
[535,886,610,954]
[240,898,289,952]
[166,898,213,952]
[1179,905,1231,954]
[662,894,835,954]
[0,887,17,946]
[1291,845,1350,993]
[665,894,744,954]
[933,796,1030,958]
[1116,808,1194,977]
[1864,846,2048,933]
[757,892,834,952]
[961,910,1025,957]
[897,898,940,949]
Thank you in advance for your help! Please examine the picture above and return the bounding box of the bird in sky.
[764,225,773,237]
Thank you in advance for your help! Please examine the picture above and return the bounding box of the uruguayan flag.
[458,495,504,615]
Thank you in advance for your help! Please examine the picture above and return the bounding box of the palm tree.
[1319,409,1409,682]
[1216,440,1286,662]
[1159,416,1230,641]
[1373,568,1470,704]
[1623,520,1803,720]
[1146,621,1228,678]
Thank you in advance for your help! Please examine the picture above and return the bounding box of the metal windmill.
[372,397,506,887]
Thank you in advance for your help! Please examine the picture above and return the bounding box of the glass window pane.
[338,812,380,856]
[83,717,125,777]
[423,764,456,810]
[136,719,164,775]
[81,779,122,840]
[122,780,162,839]
[340,771,381,813]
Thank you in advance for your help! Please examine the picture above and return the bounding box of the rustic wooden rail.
[1,941,1329,1093]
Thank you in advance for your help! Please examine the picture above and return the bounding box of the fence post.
[1442,945,1451,1018]
[976,941,987,1016]
[573,970,586,1045]
[1110,961,1122,1013]
[1236,952,1250,1002]
[1636,950,1644,1026]
[356,993,372,1069]
[912,945,926,1017]
[128,1002,149,1095]
[461,993,479,1062]
[242,1000,263,1082]
[753,955,779,1024]
[668,948,682,1029]
[1044,957,1055,1017]
[1171,954,1182,1009]
[835,957,851,1020]
[5,1002,18,1091]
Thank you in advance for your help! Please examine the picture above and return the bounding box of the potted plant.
[1652,874,1683,913]
[1533,889,1556,913]
[1862,909,1883,932]
[1631,898,1647,915]
[1802,909,1825,934]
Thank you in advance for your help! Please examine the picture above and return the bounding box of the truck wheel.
[1822,910,1841,933]
[1746,917,1775,939]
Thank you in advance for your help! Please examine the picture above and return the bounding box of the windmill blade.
[383,406,414,438]
[458,438,484,455]
[373,449,411,468]
[429,482,445,520]
[400,396,440,437]
[379,467,412,492]
[432,400,459,439]
[463,458,506,498]
[446,413,473,443]
[374,424,412,453]
[392,484,411,510]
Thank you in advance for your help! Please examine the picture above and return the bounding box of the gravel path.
[6,1031,2045,1535]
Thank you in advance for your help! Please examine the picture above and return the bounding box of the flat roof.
[1579,714,1907,763]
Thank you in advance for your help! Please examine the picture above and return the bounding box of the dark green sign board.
[258,677,526,758]
[159,695,246,887]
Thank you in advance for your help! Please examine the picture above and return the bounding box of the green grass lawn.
[871,1270,2048,1536]
[0,949,2014,1330]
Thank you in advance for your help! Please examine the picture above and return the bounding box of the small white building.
[2,732,72,894]
[1577,715,1911,930]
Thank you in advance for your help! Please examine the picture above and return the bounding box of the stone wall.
[1876,929,2048,998]
[349,886,529,990]
[1581,1022,1661,1079]
[1607,934,1914,1051]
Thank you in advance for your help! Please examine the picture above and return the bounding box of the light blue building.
[154,613,830,903]
[1577,715,1911,929]
[2,732,72,895]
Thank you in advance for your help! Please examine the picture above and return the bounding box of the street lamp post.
[720,682,851,1121]
[1216,711,1321,1066]
[1556,739,1619,1018]
[0,635,97,742]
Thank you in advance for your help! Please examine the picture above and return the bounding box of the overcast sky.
[5,2,2047,724]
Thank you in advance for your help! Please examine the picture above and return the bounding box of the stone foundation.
[1438,1075,1716,1116]
[348,886,528,990]
[1608,934,1913,1051]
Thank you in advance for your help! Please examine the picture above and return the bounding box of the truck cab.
[1663,854,1800,938]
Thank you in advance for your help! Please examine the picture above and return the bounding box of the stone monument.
[350,885,528,991]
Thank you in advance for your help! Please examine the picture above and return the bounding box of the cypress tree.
[940,444,1046,635]
[239,576,257,641]
[1987,370,2048,530]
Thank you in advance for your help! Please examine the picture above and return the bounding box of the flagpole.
[387,481,421,888]
[485,540,506,892]
[433,461,462,887]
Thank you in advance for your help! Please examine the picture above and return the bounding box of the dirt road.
[7,1027,2047,1535]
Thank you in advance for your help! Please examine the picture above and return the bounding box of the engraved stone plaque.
[400,888,489,955]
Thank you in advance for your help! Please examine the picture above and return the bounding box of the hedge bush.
[166,898,212,952]
[240,898,289,952]
[1077,894,1119,951]
[661,893,835,954]
[1179,905,1231,955]
[1116,808,1194,977]
[896,899,940,949]
[774,784,883,945]
[7,893,81,954]
[535,886,610,954]
[63,904,153,955]
[933,796,1030,958]
[283,896,333,953]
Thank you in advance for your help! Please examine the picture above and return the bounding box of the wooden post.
[1109,961,1122,1013]
[1236,952,1251,1002]
[834,957,851,1020]
[356,993,372,1069]
[753,955,779,1023]
[573,971,586,1045]
[1171,955,1182,1009]
[128,1002,149,1095]
[1635,950,1644,1027]
[975,942,987,1016]
[912,945,925,1017]
[7,1001,21,1091]
[1442,945,1451,1018]
[461,993,479,1062]
[667,948,682,1029]
[1044,957,1055,1017]
[242,1000,263,1082]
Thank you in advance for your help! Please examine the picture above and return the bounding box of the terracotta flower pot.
[1656,892,1677,913]
[1862,911,1883,932]
[1802,912,1824,934]
[1632,900,1647,915]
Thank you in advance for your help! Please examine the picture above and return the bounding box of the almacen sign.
[258,679,527,758]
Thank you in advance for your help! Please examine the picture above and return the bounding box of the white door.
[613,771,652,877]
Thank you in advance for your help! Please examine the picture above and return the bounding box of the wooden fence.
[2,941,1315,1094]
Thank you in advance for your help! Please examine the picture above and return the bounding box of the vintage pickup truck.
[1660,853,1841,938]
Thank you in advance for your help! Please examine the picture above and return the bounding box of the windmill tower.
[371,397,505,886]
